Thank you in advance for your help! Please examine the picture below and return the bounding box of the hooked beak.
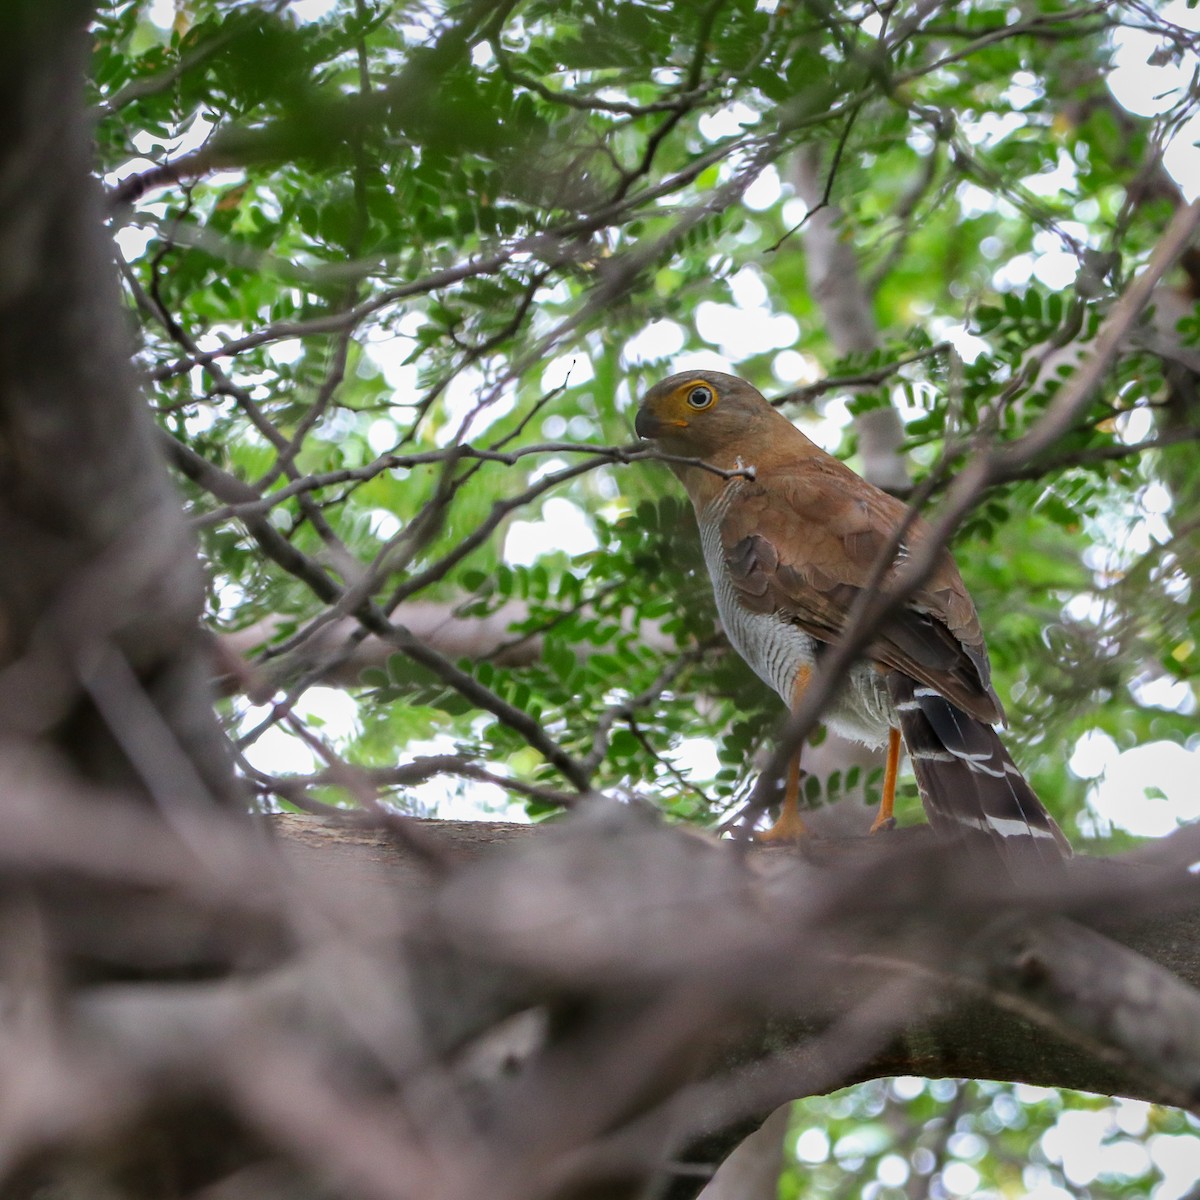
[634,406,663,439]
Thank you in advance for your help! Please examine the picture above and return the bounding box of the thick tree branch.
[14,805,1200,1200]
[0,1,237,807]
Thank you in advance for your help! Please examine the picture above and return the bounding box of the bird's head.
[634,370,780,461]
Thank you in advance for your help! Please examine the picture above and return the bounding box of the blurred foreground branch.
[4,792,1200,1200]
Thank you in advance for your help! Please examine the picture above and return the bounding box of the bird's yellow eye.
[685,384,714,410]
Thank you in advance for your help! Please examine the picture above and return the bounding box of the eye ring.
[685,384,714,410]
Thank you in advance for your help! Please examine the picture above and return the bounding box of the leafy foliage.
[783,1080,1200,1199]
[97,0,1200,840]
[91,0,1200,1186]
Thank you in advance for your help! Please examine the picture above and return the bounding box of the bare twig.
[740,197,1200,829]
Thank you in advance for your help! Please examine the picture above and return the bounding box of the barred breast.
[697,493,894,749]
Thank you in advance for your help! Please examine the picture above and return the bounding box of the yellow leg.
[869,727,901,834]
[758,667,811,843]
[757,751,808,842]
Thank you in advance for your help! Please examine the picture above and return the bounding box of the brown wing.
[719,457,1004,724]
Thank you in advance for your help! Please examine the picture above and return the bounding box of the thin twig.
[739,197,1200,830]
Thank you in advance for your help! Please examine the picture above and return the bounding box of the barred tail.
[886,673,1070,866]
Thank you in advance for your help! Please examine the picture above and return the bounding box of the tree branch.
[743,196,1200,828]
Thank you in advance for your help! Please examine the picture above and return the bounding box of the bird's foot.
[756,809,809,843]
[868,813,896,835]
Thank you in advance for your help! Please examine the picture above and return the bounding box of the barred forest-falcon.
[635,370,1070,864]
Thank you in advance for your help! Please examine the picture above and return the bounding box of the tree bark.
[0,1,237,808]
[269,813,1200,1107]
[16,807,1196,1200]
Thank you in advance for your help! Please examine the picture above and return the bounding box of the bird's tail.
[886,674,1070,865]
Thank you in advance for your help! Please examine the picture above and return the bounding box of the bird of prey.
[634,369,1069,863]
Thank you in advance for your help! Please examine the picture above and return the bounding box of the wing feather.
[718,460,1003,724]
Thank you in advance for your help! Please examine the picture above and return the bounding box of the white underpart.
[697,485,893,747]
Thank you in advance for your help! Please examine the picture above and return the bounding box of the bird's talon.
[869,815,896,835]
[757,812,809,843]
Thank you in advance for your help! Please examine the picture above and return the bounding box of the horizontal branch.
[39,807,1200,1200]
